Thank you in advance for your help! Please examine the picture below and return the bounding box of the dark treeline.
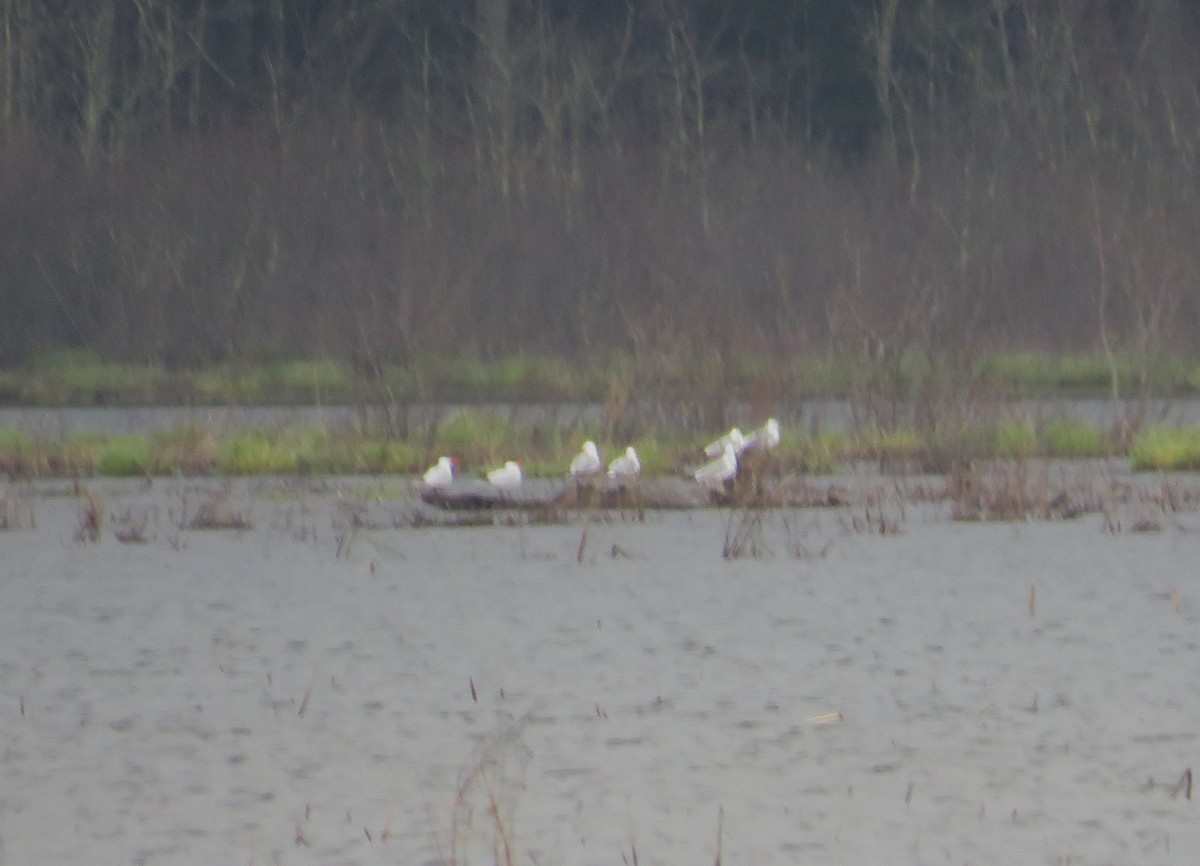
[2,0,1199,377]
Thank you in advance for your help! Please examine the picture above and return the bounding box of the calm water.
[1,478,1198,864]
[2,398,1200,438]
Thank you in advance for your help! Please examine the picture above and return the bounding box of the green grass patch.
[5,347,1200,406]
[1040,416,1110,458]
[341,440,424,474]
[1185,365,1200,394]
[25,348,169,405]
[94,436,154,476]
[151,426,217,474]
[857,427,924,461]
[188,366,267,402]
[216,429,299,475]
[270,359,352,400]
[776,431,841,474]
[1129,427,1200,472]
[0,428,36,453]
[435,410,514,454]
[993,420,1038,458]
[1056,355,1124,391]
[788,354,854,397]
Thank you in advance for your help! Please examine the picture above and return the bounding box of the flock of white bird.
[420,417,781,493]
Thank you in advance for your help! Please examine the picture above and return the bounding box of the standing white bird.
[607,446,640,481]
[569,440,602,478]
[694,441,738,489]
[744,417,781,452]
[487,460,523,490]
[422,455,456,488]
[704,426,745,458]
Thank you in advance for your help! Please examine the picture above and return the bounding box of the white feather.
[607,446,640,480]
[694,442,738,488]
[569,440,602,478]
[487,460,523,489]
[422,456,455,488]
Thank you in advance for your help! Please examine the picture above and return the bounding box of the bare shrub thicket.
[0,0,1197,393]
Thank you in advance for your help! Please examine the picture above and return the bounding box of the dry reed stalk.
[1130,516,1162,533]
[577,520,590,563]
[297,668,320,718]
[449,713,532,866]
[1029,585,1037,616]
[1172,767,1193,800]
[577,488,599,564]
[714,805,724,866]
[189,487,252,530]
[75,488,102,542]
[114,506,152,543]
[723,505,770,559]
[0,484,36,530]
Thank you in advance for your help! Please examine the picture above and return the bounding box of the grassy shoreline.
[3,349,1200,408]
[3,349,1200,477]
[2,412,1200,478]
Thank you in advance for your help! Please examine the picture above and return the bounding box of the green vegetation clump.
[189,366,267,402]
[993,420,1038,458]
[435,410,514,453]
[94,436,154,476]
[1056,355,1126,392]
[346,441,424,474]
[858,427,924,462]
[26,349,168,405]
[0,428,36,453]
[1128,428,1200,472]
[216,430,299,475]
[1040,417,1110,458]
[2,348,1200,407]
[970,352,1196,396]
[270,359,352,401]
[1186,366,1200,394]
[152,426,217,474]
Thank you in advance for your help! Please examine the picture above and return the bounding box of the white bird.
[694,441,738,489]
[743,417,781,452]
[569,440,602,478]
[422,455,456,488]
[704,426,745,458]
[607,446,640,481]
[487,460,523,490]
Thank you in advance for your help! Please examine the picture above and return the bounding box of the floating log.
[421,479,713,512]
[418,474,866,513]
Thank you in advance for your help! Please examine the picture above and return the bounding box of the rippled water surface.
[1,478,1199,864]
[4,397,1200,437]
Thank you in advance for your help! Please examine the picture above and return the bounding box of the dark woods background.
[2,0,1199,371]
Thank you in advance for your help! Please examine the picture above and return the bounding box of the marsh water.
[1,474,1199,864]
[3,397,1200,440]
